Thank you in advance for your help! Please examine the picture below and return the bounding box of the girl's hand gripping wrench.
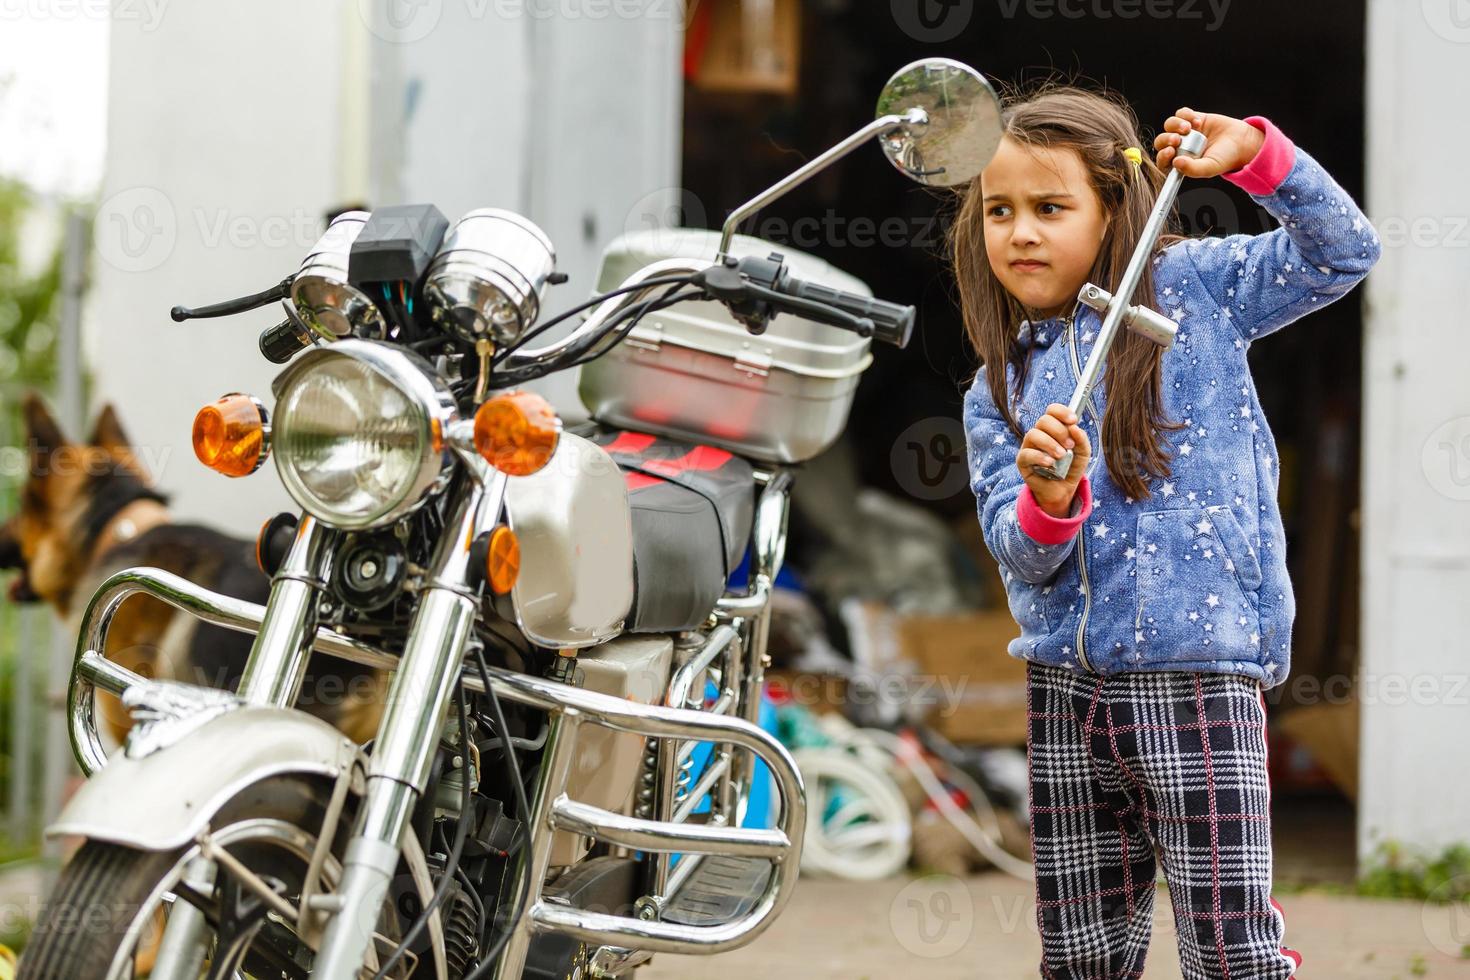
[1032,128,1207,481]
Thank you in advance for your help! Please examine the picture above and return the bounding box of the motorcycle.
[20,58,1002,979]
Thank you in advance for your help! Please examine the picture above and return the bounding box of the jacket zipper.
[1064,315,1096,674]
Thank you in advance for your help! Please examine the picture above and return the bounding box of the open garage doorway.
[680,0,1369,883]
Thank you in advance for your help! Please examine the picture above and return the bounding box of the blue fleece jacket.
[962,123,1380,688]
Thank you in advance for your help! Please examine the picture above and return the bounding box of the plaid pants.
[1025,660,1303,979]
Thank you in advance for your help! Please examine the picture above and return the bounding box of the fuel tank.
[503,432,635,648]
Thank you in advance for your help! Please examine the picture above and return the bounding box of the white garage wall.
[1359,0,1470,866]
[89,1,353,530]
[92,0,682,534]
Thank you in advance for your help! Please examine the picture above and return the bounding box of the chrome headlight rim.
[270,340,458,531]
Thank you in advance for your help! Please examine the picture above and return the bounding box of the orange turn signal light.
[472,390,561,477]
[193,393,269,477]
[486,525,521,595]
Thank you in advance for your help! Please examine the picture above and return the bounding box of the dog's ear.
[90,403,131,454]
[90,402,155,481]
[21,392,68,467]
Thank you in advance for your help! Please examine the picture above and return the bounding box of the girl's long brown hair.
[950,81,1186,502]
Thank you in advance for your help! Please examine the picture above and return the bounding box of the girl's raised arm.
[1160,116,1381,343]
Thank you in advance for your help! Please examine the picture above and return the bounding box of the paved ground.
[643,871,1470,979]
[3,862,1466,976]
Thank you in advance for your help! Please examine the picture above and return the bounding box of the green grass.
[1272,841,1470,909]
[1357,841,1470,903]
[0,614,46,869]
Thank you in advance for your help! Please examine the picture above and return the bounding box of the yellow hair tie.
[1122,146,1143,167]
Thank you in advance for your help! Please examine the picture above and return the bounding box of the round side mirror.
[875,58,1003,188]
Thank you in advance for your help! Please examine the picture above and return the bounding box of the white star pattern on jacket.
[962,141,1380,688]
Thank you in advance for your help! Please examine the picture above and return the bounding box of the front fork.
[148,465,505,979]
[311,469,506,978]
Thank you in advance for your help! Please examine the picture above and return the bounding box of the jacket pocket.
[1007,577,1052,638]
[1133,506,1262,663]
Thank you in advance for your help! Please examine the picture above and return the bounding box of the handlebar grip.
[776,273,916,348]
[259,319,314,364]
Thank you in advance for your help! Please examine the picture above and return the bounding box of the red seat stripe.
[604,432,657,455]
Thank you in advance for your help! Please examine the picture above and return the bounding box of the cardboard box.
[1276,698,1359,801]
[687,0,801,96]
[898,610,1027,746]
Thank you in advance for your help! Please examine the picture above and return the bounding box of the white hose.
[791,747,912,881]
[808,718,1034,883]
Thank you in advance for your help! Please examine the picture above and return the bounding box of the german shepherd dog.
[0,394,387,746]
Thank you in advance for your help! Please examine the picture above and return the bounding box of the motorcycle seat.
[590,429,755,633]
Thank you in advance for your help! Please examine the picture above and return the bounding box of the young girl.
[954,84,1380,978]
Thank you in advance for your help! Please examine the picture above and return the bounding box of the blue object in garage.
[668,682,778,870]
[726,547,803,594]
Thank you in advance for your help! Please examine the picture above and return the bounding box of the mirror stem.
[717,108,928,258]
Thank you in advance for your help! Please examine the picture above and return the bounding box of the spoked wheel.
[18,775,406,980]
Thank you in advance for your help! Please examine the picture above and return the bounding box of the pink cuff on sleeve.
[1017,475,1093,545]
[1221,115,1296,196]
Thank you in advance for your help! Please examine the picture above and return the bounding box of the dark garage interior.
[680,0,1367,882]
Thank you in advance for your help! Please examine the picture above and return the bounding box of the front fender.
[48,706,360,851]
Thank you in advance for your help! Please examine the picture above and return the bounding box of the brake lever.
[171,277,293,323]
[692,263,775,333]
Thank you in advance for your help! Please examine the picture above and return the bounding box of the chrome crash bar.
[66,565,806,966]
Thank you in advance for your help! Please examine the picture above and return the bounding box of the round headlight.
[271,342,456,529]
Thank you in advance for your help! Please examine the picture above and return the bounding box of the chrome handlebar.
[498,258,707,370]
